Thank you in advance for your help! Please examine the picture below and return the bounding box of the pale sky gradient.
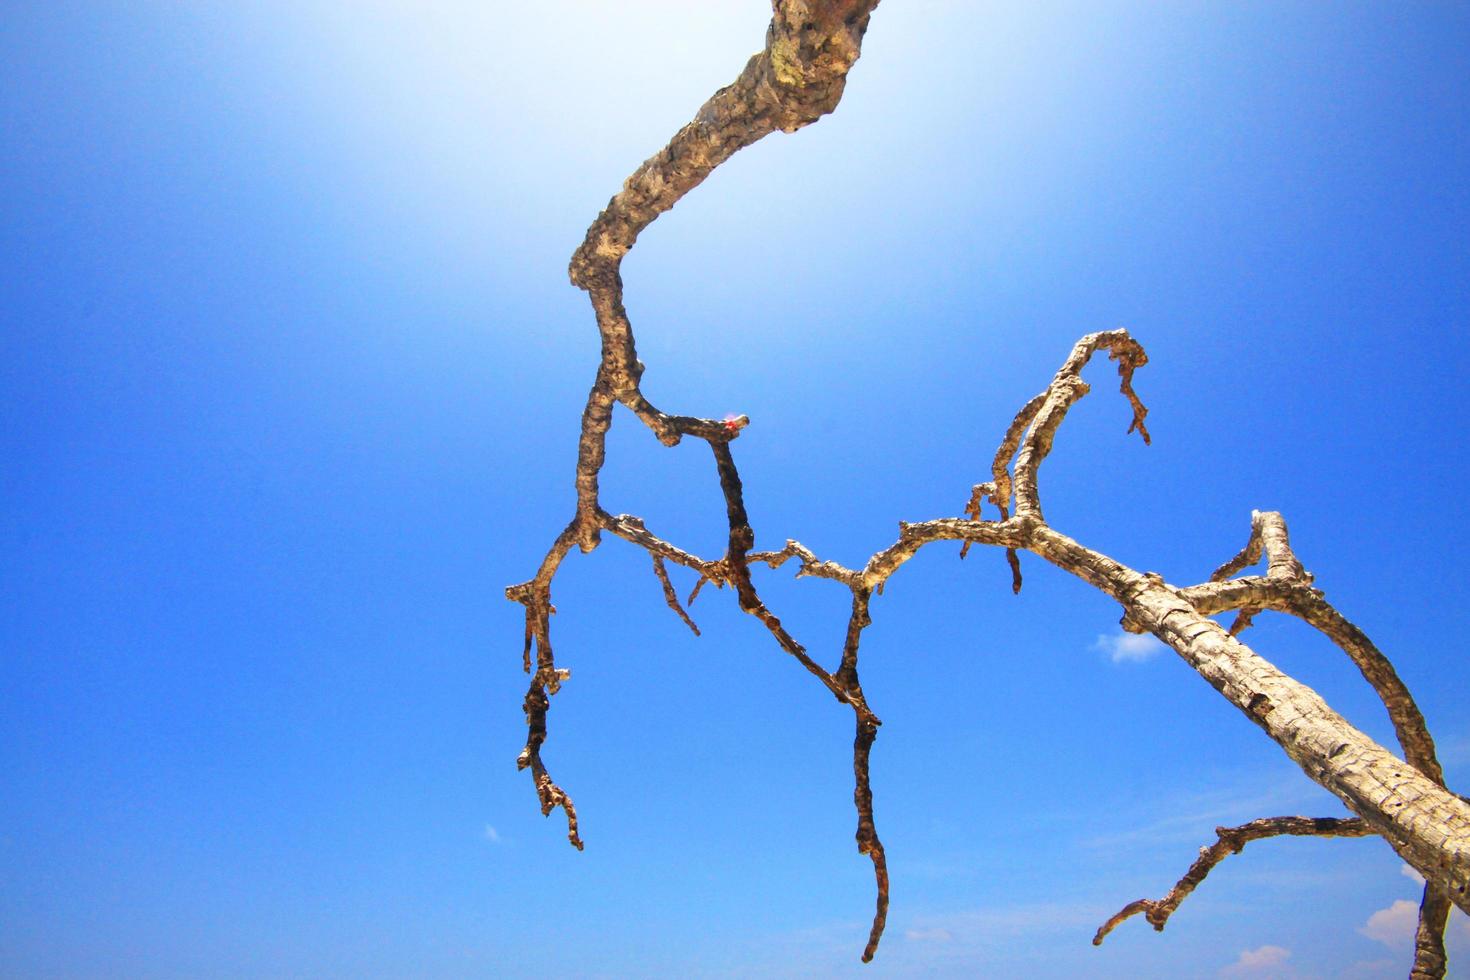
[4,3,1469,977]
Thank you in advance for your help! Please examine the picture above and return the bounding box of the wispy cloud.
[1436,733,1470,768]
[847,902,1115,975]
[483,824,502,844]
[697,919,871,979]
[1220,944,1291,976]
[1359,899,1417,947]
[1401,863,1424,885]
[1082,772,1329,852]
[1341,959,1398,980]
[1092,631,1165,664]
[900,902,1105,944]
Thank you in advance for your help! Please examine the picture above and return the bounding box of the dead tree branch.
[507,2,1466,971]
[1176,510,1453,977]
[1093,816,1373,944]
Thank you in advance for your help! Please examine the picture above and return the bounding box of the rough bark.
[1178,512,1453,976]
[506,3,1464,972]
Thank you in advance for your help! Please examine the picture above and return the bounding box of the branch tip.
[1093,816,1371,944]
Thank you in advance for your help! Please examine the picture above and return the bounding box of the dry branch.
[1093,816,1372,944]
[651,554,699,636]
[508,0,895,957]
[1180,510,1452,976]
[507,2,1466,972]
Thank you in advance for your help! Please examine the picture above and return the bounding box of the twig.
[509,2,1470,967]
[1093,817,1371,944]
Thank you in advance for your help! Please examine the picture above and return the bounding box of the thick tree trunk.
[1027,524,1470,911]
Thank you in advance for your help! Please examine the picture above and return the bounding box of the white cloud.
[1220,944,1291,977]
[1359,899,1418,947]
[903,927,953,943]
[1093,631,1166,664]
[1359,894,1470,956]
[484,824,502,844]
[1400,863,1424,885]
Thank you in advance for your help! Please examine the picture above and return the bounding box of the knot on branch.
[761,1,875,129]
[535,666,572,695]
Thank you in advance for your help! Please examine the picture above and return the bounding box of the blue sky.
[3,2,1469,977]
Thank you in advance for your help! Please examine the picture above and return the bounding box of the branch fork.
[507,3,1466,972]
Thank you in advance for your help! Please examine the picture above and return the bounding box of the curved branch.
[1187,512,1451,974]
[510,0,886,905]
[1007,330,1150,524]
[565,0,884,531]
[510,5,1467,967]
[1093,817,1371,944]
[838,588,888,962]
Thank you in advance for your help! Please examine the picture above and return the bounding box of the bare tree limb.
[1093,817,1372,944]
[651,554,700,636]
[507,3,1468,970]
[1182,510,1452,976]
